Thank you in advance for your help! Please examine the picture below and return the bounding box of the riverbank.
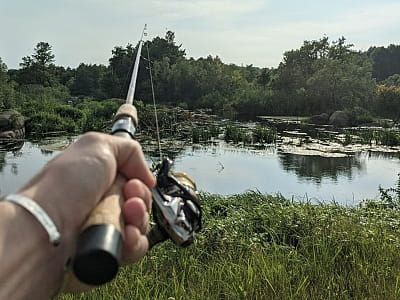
[57,191,400,299]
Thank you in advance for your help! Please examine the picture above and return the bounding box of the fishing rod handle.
[72,103,138,286]
[72,175,126,285]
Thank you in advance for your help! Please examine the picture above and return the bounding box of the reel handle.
[72,104,138,286]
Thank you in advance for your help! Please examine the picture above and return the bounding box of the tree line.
[1,31,400,132]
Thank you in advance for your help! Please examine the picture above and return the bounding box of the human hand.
[17,132,155,290]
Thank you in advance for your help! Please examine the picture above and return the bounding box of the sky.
[1,0,399,70]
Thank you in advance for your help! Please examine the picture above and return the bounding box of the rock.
[308,113,329,125]
[0,110,25,139]
[329,111,350,127]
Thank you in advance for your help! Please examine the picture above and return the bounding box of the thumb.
[107,135,156,189]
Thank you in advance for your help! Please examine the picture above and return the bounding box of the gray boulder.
[0,110,25,139]
[308,113,329,125]
[329,111,350,127]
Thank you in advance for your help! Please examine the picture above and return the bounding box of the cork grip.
[72,175,126,285]
[113,103,138,125]
[72,103,138,286]
[83,175,126,233]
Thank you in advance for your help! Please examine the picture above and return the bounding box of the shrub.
[25,112,77,134]
[346,106,374,126]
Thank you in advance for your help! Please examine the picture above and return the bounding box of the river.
[1,137,399,205]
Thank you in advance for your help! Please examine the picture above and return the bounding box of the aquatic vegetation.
[252,125,277,144]
[378,130,400,146]
[224,125,250,144]
[191,124,220,143]
[224,124,276,145]
[336,128,400,147]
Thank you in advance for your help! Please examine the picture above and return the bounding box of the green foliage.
[17,84,70,107]
[2,35,400,133]
[367,44,400,81]
[375,85,400,120]
[343,132,352,145]
[224,124,277,144]
[252,125,276,143]
[68,63,107,99]
[378,173,400,209]
[378,130,400,146]
[0,58,16,109]
[77,99,121,132]
[54,105,84,122]
[382,73,400,87]
[25,112,77,134]
[341,128,400,146]
[191,124,220,143]
[273,37,376,115]
[345,106,374,126]
[224,125,251,144]
[56,192,400,300]
[17,42,58,86]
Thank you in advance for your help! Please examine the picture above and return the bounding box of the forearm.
[0,201,69,299]
[0,132,155,298]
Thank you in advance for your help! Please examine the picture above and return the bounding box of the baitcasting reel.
[147,158,202,249]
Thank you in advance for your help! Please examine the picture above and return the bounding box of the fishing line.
[146,43,162,161]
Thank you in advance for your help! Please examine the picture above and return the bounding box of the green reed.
[57,189,400,300]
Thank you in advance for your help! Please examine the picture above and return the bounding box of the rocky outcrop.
[308,113,329,125]
[0,110,25,139]
[329,111,350,127]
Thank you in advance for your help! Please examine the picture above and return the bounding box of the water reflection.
[0,138,399,204]
[40,149,55,156]
[278,153,365,184]
[0,151,5,173]
[0,140,24,173]
[367,151,400,160]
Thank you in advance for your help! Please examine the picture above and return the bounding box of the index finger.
[108,136,156,189]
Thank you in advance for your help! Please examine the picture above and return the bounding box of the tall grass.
[224,125,276,144]
[191,124,220,143]
[343,128,400,146]
[57,191,400,300]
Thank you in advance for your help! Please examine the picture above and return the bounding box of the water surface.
[1,138,399,205]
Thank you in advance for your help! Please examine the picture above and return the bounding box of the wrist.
[17,164,78,246]
[0,201,68,299]
[4,194,60,246]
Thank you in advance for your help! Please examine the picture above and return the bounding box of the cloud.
[153,0,266,18]
[1,0,399,69]
[178,1,400,67]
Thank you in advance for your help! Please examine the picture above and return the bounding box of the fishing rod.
[72,25,202,286]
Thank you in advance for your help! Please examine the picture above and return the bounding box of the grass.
[342,128,400,146]
[224,124,276,145]
[56,189,400,300]
[191,124,220,143]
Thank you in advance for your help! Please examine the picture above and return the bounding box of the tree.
[17,42,57,86]
[69,63,107,98]
[257,68,271,88]
[368,44,400,81]
[306,54,375,112]
[32,42,55,67]
[145,31,186,65]
[272,37,375,115]
[382,74,400,87]
[374,85,400,120]
[102,31,186,101]
[0,58,16,109]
